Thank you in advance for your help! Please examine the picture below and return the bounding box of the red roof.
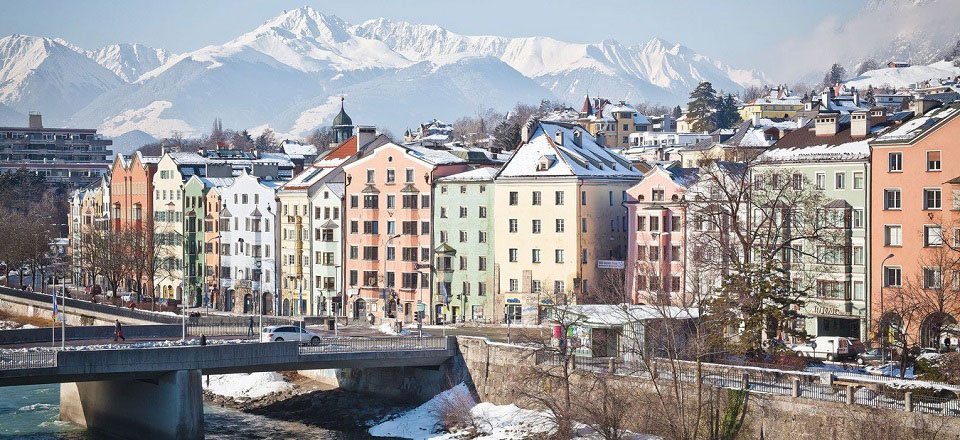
[324,136,357,160]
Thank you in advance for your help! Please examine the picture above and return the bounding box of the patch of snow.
[375,322,411,336]
[202,372,294,400]
[844,61,960,90]
[288,96,343,138]
[369,383,474,439]
[98,100,197,138]
[20,324,38,329]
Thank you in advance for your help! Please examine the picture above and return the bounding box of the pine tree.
[686,81,719,132]
[864,85,877,107]
[672,105,682,118]
[822,63,847,86]
[712,94,742,130]
[492,119,521,151]
[255,129,277,150]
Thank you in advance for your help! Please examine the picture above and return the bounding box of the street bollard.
[846,385,854,405]
[741,372,750,390]
[609,358,616,374]
[904,392,913,412]
[792,378,801,398]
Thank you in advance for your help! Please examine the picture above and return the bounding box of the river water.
[0,384,397,439]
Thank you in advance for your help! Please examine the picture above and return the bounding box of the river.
[0,384,402,439]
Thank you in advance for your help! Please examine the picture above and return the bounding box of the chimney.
[751,113,760,127]
[28,112,42,129]
[909,99,941,117]
[814,113,838,137]
[850,111,870,137]
[554,129,564,145]
[572,129,582,147]
[520,118,538,143]
[796,116,807,128]
[357,125,376,149]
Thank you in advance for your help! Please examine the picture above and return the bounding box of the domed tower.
[332,97,354,144]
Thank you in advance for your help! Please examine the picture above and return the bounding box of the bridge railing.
[0,286,179,324]
[0,350,56,369]
[298,337,448,355]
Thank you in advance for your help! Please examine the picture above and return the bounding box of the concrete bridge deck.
[0,336,454,387]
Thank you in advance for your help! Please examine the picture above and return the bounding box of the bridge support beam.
[60,370,203,440]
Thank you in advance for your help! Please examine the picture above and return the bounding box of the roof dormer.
[536,154,556,171]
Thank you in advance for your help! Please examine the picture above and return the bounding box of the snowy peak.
[252,6,352,44]
[91,43,172,82]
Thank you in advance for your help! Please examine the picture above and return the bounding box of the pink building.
[625,165,698,305]
[342,143,469,322]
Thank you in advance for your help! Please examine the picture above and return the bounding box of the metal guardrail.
[299,337,447,354]
[0,286,179,324]
[185,315,300,337]
[536,352,960,416]
[0,350,56,369]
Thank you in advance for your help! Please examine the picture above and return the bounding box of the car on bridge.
[260,325,323,345]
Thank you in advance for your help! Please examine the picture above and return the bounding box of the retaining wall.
[0,324,182,345]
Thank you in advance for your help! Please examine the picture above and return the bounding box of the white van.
[792,336,851,361]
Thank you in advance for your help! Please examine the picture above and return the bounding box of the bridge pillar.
[60,370,203,440]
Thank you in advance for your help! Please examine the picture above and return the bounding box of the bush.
[918,352,960,385]
[437,387,478,433]
[883,380,956,399]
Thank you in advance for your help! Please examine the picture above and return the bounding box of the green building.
[432,167,498,323]
[183,176,209,307]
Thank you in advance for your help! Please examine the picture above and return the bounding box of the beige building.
[493,121,641,324]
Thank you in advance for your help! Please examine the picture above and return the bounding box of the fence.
[0,286,179,324]
[184,315,301,337]
[298,337,447,355]
[535,352,960,416]
[0,350,56,368]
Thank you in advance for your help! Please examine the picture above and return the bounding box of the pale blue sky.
[1,0,868,76]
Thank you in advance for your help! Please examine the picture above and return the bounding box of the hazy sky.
[0,0,888,79]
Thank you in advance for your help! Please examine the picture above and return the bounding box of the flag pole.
[60,277,65,349]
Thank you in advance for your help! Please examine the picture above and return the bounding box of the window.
[637,216,646,231]
[421,195,430,208]
[924,267,942,289]
[386,247,395,261]
[792,173,803,190]
[349,270,358,286]
[349,246,358,260]
[925,225,943,247]
[884,225,902,246]
[671,215,681,232]
[402,273,419,289]
[555,249,564,263]
[459,231,467,242]
[459,206,468,218]
[478,256,487,271]
[460,256,467,270]
[402,194,417,209]
[532,220,541,234]
[888,152,902,172]
[884,189,901,210]
[835,172,845,190]
[853,281,865,301]
[509,248,518,262]
[387,221,396,235]
[362,246,378,260]
[509,192,518,205]
[532,191,542,205]
[509,219,518,233]
[366,169,375,184]
[386,169,396,183]
[532,249,541,263]
[439,230,447,243]
[581,191,587,205]
[853,172,864,190]
[927,151,941,171]
[554,281,565,295]
[853,209,864,229]
[405,168,414,183]
[479,231,487,243]
[649,216,660,232]
[460,185,467,194]
[671,276,681,292]
[509,279,519,292]
[350,221,358,234]
[853,246,864,265]
[556,219,565,233]
[652,189,665,201]
[363,221,379,234]
[924,188,942,210]
[648,246,659,261]
[479,206,487,218]
[440,207,447,218]
[671,245,681,262]
[555,191,564,205]
[349,195,358,208]
[402,221,418,235]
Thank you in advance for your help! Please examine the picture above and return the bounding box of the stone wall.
[453,336,960,439]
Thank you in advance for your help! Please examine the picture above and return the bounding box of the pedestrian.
[114,319,125,342]
[247,315,254,337]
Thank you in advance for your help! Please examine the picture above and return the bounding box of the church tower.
[332,97,354,144]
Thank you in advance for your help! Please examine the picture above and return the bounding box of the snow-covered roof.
[404,146,466,165]
[255,152,295,167]
[873,103,960,144]
[761,139,870,162]
[436,167,498,182]
[280,165,339,191]
[324,182,345,198]
[198,177,236,188]
[497,121,641,179]
[549,304,699,327]
[281,141,317,157]
[167,152,207,165]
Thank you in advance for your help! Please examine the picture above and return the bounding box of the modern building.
[433,167,498,324]
[0,113,113,187]
[493,120,642,324]
[869,99,960,347]
[341,142,470,323]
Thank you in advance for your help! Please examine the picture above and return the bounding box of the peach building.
[342,143,469,322]
[869,100,960,347]
[625,165,698,305]
[108,152,158,294]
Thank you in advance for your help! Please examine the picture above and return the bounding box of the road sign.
[597,260,625,269]
[417,302,426,312]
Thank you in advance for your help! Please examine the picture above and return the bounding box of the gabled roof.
[436,167,498,182]
[496,121,641,180]
[872,102,960,145]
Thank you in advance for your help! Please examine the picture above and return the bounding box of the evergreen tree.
[686,81,719,132]
[255,129,277,150]
[864,85,877,107]
[672,105,682,118]
[856,59,879,76]
[822,63,847,86]
[492,118,521,151]
[712,93,742,130]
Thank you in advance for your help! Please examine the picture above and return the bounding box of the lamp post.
[382,233,400,318]
[204,234,221,316]
[255,259,263,334]
[879,253,895,364]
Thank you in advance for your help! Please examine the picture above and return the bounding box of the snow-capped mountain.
[90,43,173,82]
[0,6,765,142]
[0,35,123,123]
[844,60,960,89]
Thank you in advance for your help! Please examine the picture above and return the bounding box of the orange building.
[869,100,960,348]
[108,152,158,295]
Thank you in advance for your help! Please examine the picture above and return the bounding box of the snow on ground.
[97,100,197,138]
[369,383,658,440]
[202,372,295,400]
[844,60,960,89]
[374,322,411,336]
[1,338,254,353]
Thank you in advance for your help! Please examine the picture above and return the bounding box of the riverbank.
[203,371,417,438]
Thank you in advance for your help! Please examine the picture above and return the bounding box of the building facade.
[0,113,113,187]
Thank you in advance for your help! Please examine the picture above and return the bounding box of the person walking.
[247,315,254,337]
[114,319,125,342]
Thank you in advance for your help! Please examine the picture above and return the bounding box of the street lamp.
[204,234,221,316]
[256,259,263,336]
[879,253,895,364]
[382,234,401,318]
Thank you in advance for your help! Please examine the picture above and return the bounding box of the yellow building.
[576,96,651,149]
[493,121,641,324]
[739,86,804,121]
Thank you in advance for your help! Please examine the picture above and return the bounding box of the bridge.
[0,337,455,439]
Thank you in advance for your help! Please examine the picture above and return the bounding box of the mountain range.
[0,6,770,151]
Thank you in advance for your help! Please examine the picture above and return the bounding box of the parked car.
[792,336,853,361]
[846,338,866,356]
[260,325,321,345]
[857,347,892,365]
